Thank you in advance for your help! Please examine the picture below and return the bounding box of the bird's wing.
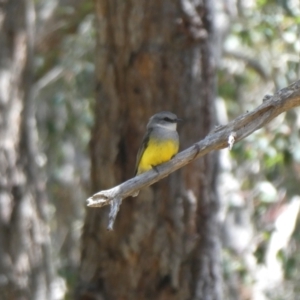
[134,128,152,176]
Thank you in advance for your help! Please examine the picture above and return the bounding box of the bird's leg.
[193,143,200,159]
[151,165,160,174]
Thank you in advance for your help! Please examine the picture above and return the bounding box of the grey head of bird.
[146,111,181,131]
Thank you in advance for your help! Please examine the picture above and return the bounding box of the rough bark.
[77,0,221,299]
[0,1,53,299]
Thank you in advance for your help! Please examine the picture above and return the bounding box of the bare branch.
[87,80,300,211]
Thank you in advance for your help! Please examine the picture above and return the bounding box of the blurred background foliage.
[219,0,300,299]
[33,1,95,296]
[32,0,300,299]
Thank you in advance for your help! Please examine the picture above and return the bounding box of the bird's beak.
[176,118,183,123]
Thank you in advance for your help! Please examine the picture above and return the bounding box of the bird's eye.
[163,117,172,122]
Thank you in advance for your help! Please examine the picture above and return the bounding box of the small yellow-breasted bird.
[134,111,181,176]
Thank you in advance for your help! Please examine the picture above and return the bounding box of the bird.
[134,111,181,176]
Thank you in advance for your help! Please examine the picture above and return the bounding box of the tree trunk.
[77,0,221,299]
[0,1,54,299]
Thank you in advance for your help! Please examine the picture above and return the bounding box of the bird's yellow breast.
[136,138,179,175]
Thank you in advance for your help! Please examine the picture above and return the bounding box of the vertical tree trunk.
[185,2,222,298]
[78,0,221,299]
[0,1,53,299]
